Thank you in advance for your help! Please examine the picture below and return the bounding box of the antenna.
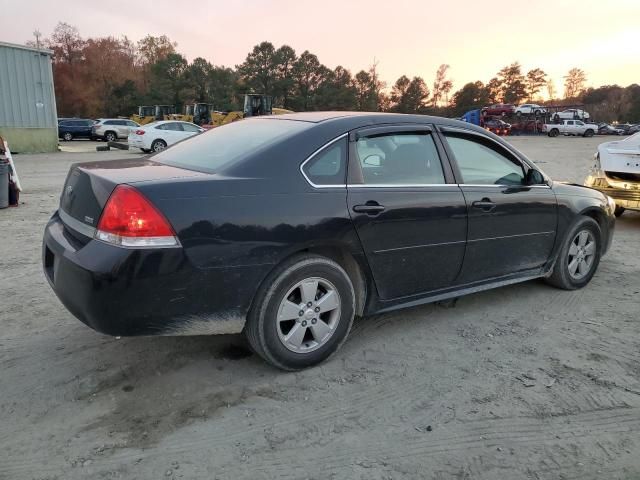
[33,29,42,50]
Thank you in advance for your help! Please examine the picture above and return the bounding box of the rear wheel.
[151,139,167,152]
[245,254,355,370]
[614,206,625,217]
[62,132,73,141]
[105,131,117,142]
[545,217,601,290]
[583,129,595,137]
[548,128,559,137]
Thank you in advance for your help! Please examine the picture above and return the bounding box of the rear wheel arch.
[250,246,368,318]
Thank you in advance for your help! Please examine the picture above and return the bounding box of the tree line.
[34,22,640,122]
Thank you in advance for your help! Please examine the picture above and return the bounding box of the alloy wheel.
[276,277,341,353]
[567,230,596,280]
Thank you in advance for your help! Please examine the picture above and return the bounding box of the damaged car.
[585,131,640,217]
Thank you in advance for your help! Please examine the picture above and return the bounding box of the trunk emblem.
[84,216,94,224]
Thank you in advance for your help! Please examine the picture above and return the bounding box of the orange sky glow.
[5,0,640,98]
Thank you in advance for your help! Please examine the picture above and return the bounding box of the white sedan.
[129,120,205,153]
[515,103,547,115]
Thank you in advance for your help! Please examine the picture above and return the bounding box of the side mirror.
[363,154,382,166]
[525,169,546,185]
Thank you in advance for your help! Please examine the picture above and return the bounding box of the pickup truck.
[543,120,597,137]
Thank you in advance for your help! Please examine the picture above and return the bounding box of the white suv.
[92,119,140,142]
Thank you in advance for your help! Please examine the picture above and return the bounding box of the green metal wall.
[0,42,58,153]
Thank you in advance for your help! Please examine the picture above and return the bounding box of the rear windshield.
[153,119,311,173]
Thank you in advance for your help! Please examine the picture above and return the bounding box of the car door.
[159,122,184,145]
[565,120,576,135]
[346,125,467,300]
[439,127,557,284]
[180,122,203,139]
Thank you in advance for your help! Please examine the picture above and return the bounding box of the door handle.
[472,198,496,212]
[353,202,385,214]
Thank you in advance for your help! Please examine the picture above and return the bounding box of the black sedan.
[43,112,616,370]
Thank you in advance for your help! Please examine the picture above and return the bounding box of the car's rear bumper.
[42,211,269,336]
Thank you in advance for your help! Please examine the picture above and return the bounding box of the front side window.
[181,123,201,133]
[444,133,525,185]
[302,137,347,186]
[354,132,445,185]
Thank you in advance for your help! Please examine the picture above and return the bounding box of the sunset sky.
[5,0,640,96]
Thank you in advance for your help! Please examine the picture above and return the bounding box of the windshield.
[152,119,311,173]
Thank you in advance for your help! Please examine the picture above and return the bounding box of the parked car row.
[58,118,205,150]
[480,104,595,121]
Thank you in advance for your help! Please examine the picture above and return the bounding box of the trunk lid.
[59,158,208,235]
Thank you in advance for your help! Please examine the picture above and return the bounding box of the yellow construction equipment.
[203,94,292,128]
[131,106,156,125]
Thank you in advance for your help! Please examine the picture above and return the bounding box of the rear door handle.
[472,198,496,212]
[353,202,385,214]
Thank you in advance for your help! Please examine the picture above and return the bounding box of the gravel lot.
[1,136,639,479]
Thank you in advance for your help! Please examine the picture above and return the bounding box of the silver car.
[92,119,140,142]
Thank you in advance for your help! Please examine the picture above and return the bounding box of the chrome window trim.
[347,183,455,188]
[346,183,551,189]
[299,133,349,189]
[59,208,96,238]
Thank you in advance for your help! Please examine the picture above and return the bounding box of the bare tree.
[432,64,452,107]
[563,68,587,99]
[546,80,556,101]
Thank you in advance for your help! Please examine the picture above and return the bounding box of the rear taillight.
[95,185,178,247]
[134,129,145,135]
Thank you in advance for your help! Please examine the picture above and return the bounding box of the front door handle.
[353,202,385,215]
[472,198,496,212]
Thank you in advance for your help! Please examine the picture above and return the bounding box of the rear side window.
[153,119,311,173]
[354,132,445,185]
[302,137,347,186]
[104,120,115,125]
[444,133,525,185]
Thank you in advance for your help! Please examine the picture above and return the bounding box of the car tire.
[245,254,356,371]
[151,139,167,152]
[105,131,117,142]
[614,206,625,217]
[548,128,559,137]
[545,216,602,290]
[583,129,595,137]
[63,132,73,141]
[534,109,541,115]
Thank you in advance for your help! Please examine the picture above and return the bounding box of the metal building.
[0,41,57,153]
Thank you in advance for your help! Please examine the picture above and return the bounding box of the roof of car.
[259,111,484,132]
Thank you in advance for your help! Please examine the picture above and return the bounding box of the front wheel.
[245,254,355,370]
[545,217,601,290]
[62,132,73,141]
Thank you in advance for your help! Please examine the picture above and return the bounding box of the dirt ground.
[1,136,639,480]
